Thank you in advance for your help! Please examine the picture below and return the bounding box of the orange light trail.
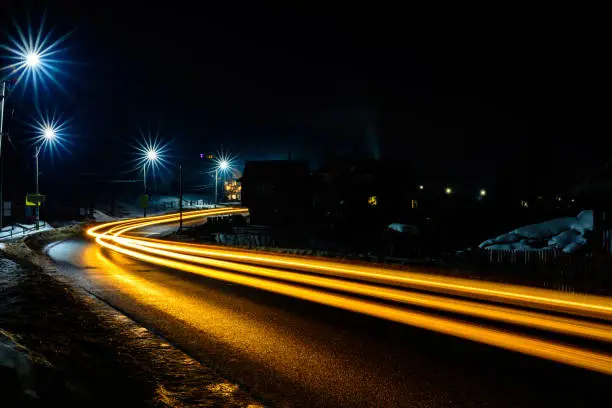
[87,209,612,375]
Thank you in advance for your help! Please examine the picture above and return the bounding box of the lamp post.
[178,163,183,232]
[214,159,229,208]
[0,81,7,227]
[0,52,43,227]
[34,126,56,228]
[143,148,158,217]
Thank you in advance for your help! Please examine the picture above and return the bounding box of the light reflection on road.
[84,209,612,376]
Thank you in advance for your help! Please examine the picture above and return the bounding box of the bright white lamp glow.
[480,189,487,196]
[445,187,452,195]
[25,52,41,67]
[1,17,71,97]
[28,109,70,156]
[43,127,55,139]
[218,160,229,170]
[147,149,158,161]
[134,132,169,178]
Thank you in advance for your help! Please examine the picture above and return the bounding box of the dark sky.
[1,1,606,192]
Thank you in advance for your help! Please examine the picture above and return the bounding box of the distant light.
[218,160,229,170]
[146,149,158,161]
[445,187,452,195]
[25,52,41,67]
[200,153,204,159]
[480,189,487,196]
[418,185,424,190]
[43,127,56,140]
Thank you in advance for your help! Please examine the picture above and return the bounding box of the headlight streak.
[87,209,612,375]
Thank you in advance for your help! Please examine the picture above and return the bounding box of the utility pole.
[35,146,40,228]
[178,163,183,232]
[143,165,147,217]
[0,81,7,227]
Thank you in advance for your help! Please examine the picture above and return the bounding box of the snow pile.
[388,223,419,234]
[479,210,593,253]
[91,210,117,222]
[0,223,54,241]
[112,195,214,218]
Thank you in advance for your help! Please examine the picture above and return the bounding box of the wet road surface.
[46,225,612,408]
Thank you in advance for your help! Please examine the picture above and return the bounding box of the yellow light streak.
[86,209,612,375]
[107,235,612,343]
[129,240,612,320]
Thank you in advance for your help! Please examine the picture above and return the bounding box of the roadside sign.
[139,194,149,208]
[26,193,45,206]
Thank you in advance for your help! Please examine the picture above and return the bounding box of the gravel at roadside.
[1,225,263,407]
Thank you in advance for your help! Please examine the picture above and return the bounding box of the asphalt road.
[46,219,612,408]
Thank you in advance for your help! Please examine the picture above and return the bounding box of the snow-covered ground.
[0,222,54,242]
[479,210,593,253]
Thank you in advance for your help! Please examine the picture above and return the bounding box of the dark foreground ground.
[0,255,261,407]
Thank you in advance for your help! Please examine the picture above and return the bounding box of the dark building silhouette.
[312,156,414,230]
[241,160,311,226]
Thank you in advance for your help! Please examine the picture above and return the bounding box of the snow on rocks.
[479,210,593,253]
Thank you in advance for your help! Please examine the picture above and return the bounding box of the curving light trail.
[87,209,612,375]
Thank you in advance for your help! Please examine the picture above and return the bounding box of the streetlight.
[33,125,57,228]
[214,159,230,207]
[25,52,41,68]
[1,18,70,227]
[142,149,158,217]
[480,189,487,197]
[445,187,452,195]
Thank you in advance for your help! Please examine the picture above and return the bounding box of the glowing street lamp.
[214,159,231,207]
[25,52,41,68]
[34,125,58,227]
[43,127,55,139]
[480,189,487,197]
[146,149,158,161]
[1,18,69,227]
[142,149,159,217]
[445,187,452,195]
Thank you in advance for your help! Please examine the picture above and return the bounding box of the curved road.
[46,211,612,407]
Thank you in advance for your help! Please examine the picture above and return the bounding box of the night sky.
[1,1,606,194]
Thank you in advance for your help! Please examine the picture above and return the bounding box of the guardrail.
[0,223,43,240]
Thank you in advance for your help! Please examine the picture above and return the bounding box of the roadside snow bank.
[479,210,593,253]
[91,210,117,222]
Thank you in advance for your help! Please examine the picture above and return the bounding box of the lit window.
[368,196,378,206]
[411,199,418,209]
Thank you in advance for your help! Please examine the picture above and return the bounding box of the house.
[240,160,311,226]
[311,156,414,229]
[223,179,242,202]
